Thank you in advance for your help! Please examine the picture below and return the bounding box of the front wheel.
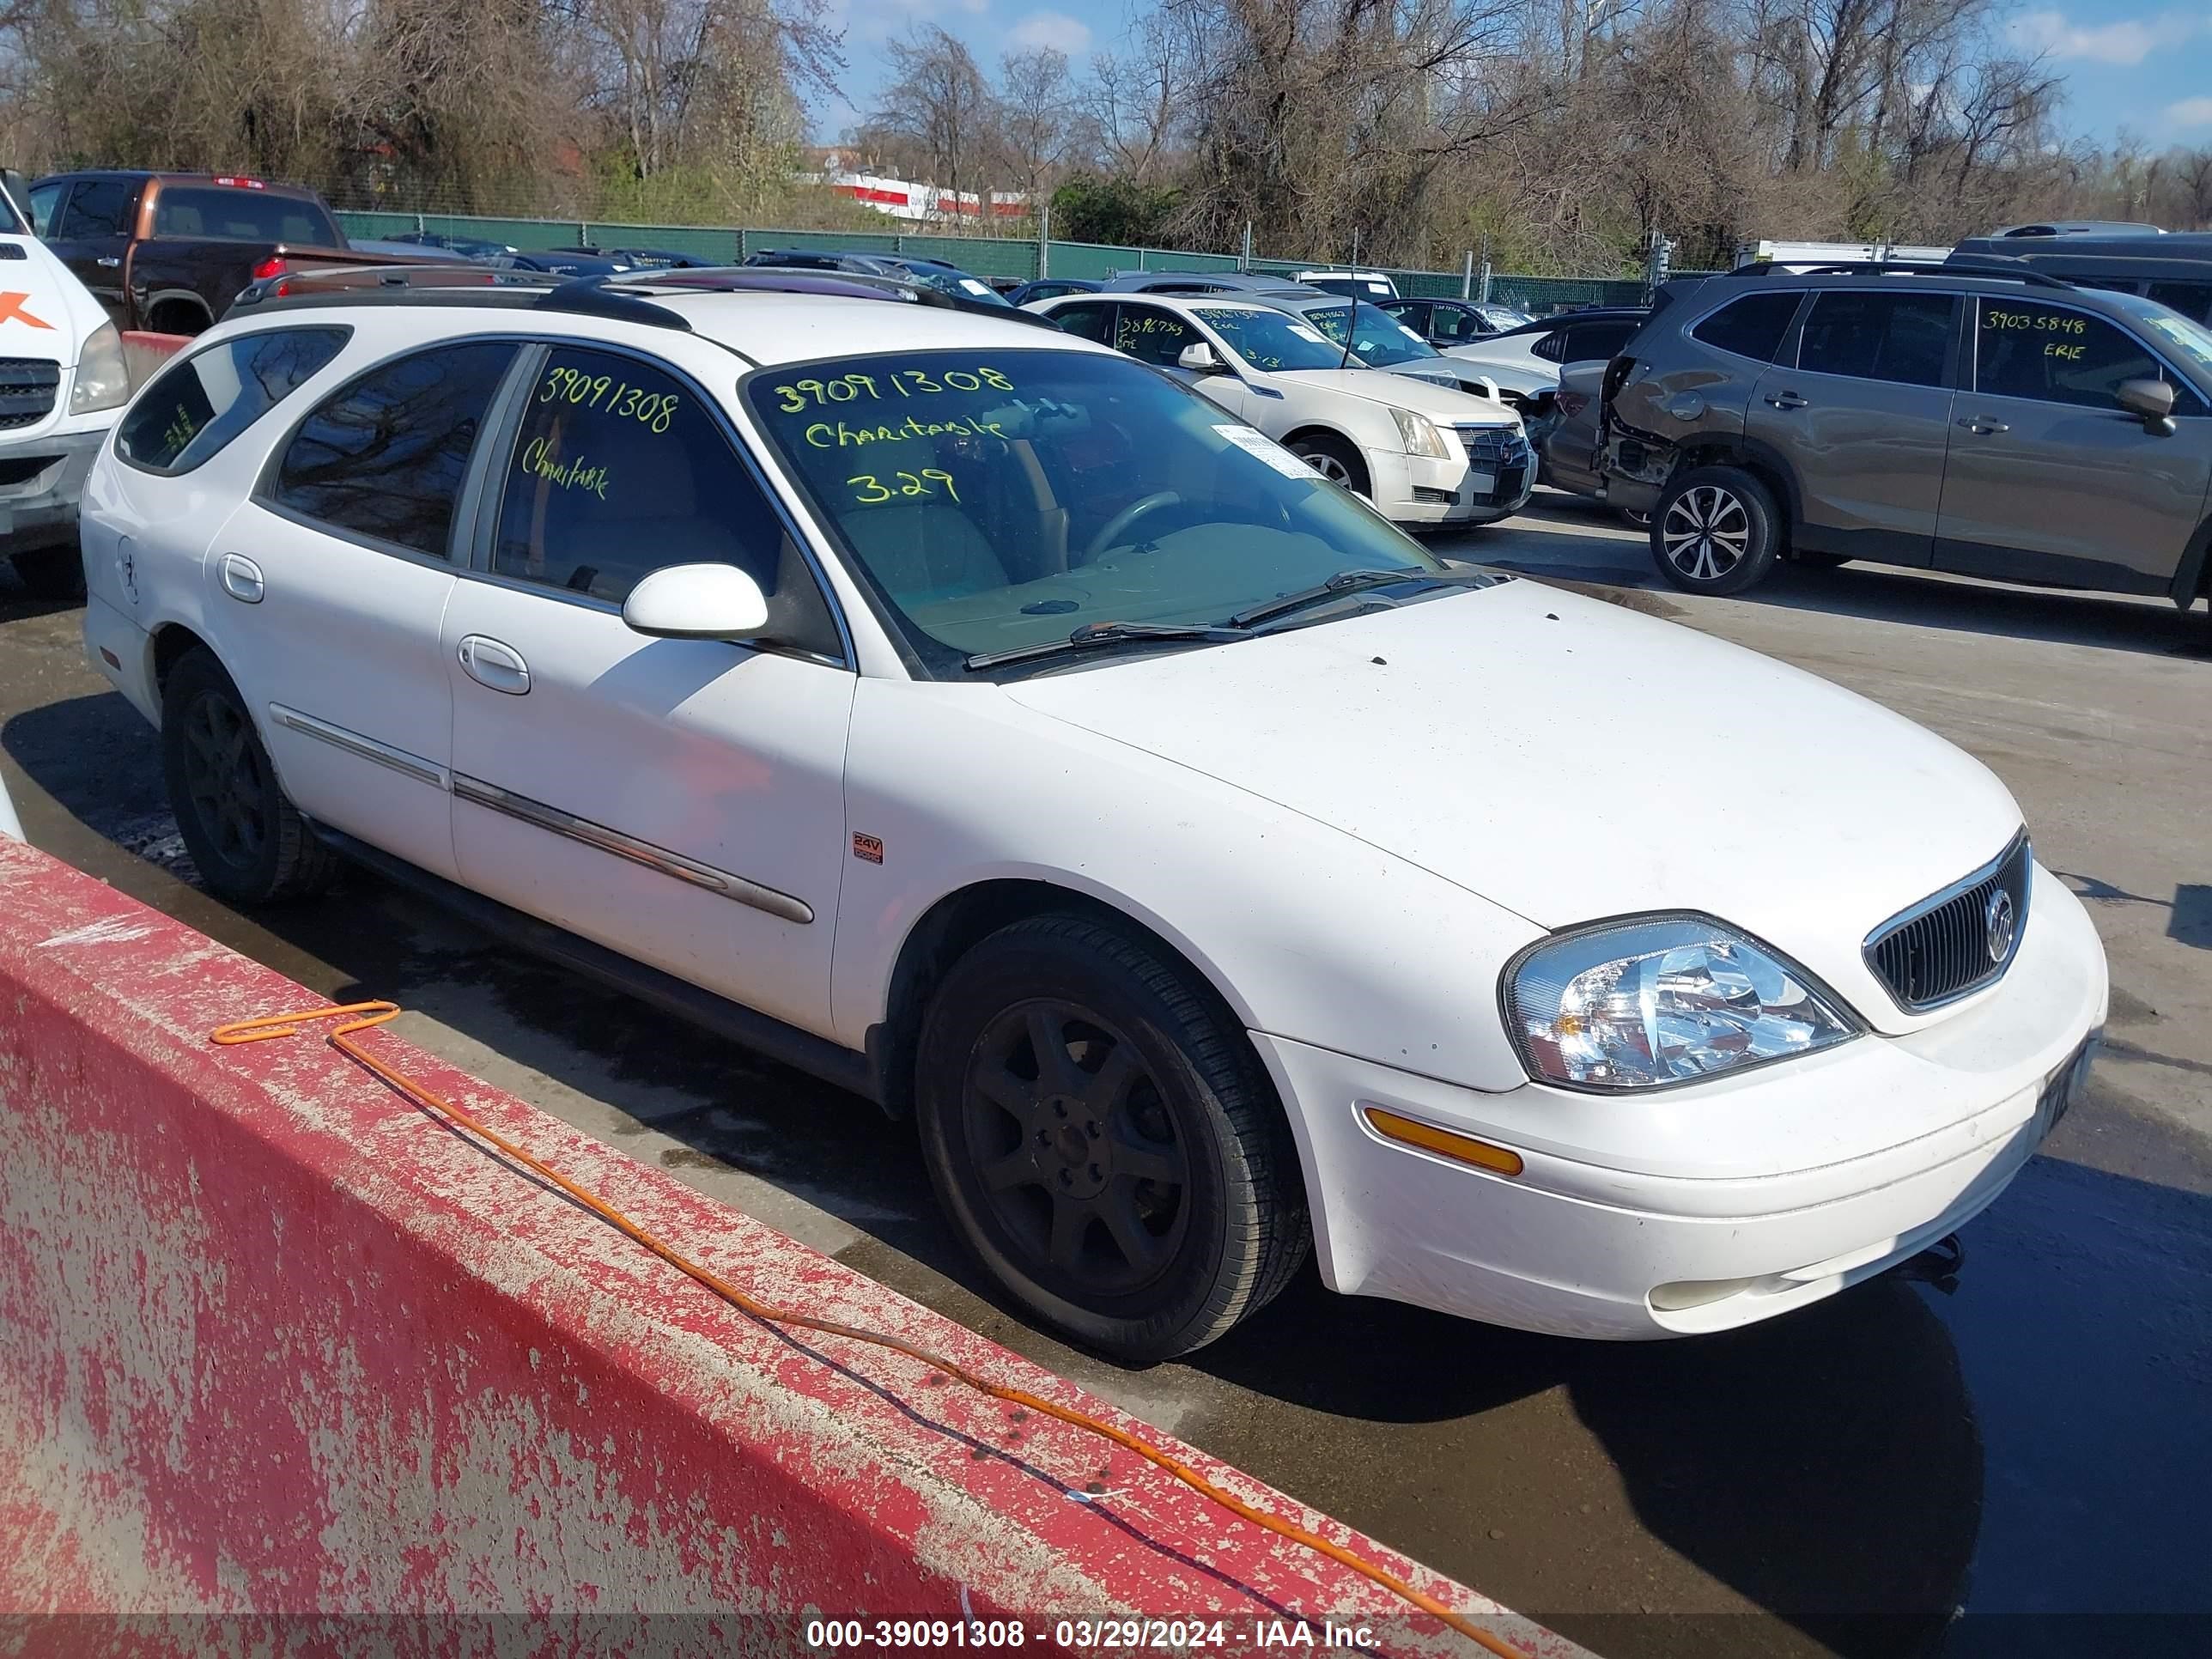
[915,914,1309,1364]
[1286,433,1370,497]
[1651,466,1782,595]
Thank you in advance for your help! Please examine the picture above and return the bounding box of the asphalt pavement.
[3,495,2207,1659]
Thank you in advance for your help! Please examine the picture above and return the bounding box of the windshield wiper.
[964,619,1246,671]
[1228,567,1486,629]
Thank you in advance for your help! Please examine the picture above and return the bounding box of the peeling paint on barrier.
[0,836,1589,1659]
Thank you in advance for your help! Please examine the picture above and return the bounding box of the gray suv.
[1598,265,2212,608]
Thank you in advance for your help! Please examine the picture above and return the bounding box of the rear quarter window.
[1689,292,1802,362]
[116,327,351,474]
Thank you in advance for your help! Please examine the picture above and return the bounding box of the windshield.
[2124,297,2212,382]
[897,265,1012,307]
[745,349,1443,672]
[1305,302,1443,367]
[1193,307,1346,371]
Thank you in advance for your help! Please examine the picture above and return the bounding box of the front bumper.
[1372,444,1536,526]
[0,425,107,555]
[1254,863,2108,1340]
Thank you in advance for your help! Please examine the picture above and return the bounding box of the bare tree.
[867,25,995,209]
[997,46,1073,209]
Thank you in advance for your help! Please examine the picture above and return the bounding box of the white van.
[1293,269,1400,301]
[0,173,130,599]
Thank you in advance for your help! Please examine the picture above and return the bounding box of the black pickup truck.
[24,171,418,336]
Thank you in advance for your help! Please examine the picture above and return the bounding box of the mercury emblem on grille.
[1984,888,2017,963]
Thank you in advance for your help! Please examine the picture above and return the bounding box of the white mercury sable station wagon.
[80,268,2106,1363]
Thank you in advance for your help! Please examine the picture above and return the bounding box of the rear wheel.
[161,647,337,904]
[9,544,85,603]
[1286,433,1370,497]
[1651,466,1782,595]
[915,914,1309,1364]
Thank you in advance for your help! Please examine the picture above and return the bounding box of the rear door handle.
[1765,392,1808,410]
[1957,416,2010,435]
[458,634,530,696]
[218,553,264,604]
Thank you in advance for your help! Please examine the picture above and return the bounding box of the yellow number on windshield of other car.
[848,469,960,506]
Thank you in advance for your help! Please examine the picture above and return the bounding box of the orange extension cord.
[213,1000,1531,1659]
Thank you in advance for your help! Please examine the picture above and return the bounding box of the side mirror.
[1177,341,1226,374]
[2116,377,2177,434]
[622,563,769,641]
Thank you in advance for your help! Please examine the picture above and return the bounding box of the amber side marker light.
[1363,1107,1525,1176]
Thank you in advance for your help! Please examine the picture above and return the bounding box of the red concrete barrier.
[0,837,1584,1658]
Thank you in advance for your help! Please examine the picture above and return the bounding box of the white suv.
[80,270,2106,1362]
[1033,290,1534,526]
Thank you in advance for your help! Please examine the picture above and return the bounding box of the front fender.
[833,678,1545,1094]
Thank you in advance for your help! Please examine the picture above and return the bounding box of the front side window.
[1691,292,1802,363]
[489,347,838,653]
[1974,300,2165,410]
[1426,304,1491,344]
[152,187,338,246]
[747,349,1461,672]
[57,179,134,238]
[118,327,350,473]
[1194,307,1344,372]
[1304,301,1438,367]
[1796,291,1956,386]
[1113,304,1198,366]
[269,342,516,556]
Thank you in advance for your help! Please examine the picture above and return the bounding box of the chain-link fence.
[336,210,1671,312]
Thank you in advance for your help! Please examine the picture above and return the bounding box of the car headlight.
[1504,916,1860,1091]
[1390,406,1450,459]
[70,322,130,415]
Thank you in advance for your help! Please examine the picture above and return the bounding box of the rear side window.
[1050,302,1115,343]
[153,187,338,246]
[269,342,516,556]
[1796,291,1956,386]
[117,328,349,474]
[1691,293,1802,362]
[56,179,135,237]
[1562,319,1638,362]
[1973,301,2164,410]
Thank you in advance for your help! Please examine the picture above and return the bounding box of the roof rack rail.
[532,274,693,331]
[1727,258,2075,290]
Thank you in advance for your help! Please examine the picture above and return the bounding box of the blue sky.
[811,1,2212,153]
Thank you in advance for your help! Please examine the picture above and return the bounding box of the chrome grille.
[1863,834,2032,1012]
[0,358,58,431]
[1455,426,1529,466]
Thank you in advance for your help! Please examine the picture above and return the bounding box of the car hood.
[1387,358,1558,401]
[1273,367,1522,426]
[1001,578,2023,1033]
[0,234,112,356]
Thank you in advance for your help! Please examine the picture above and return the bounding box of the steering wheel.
[1081,491,1182,563]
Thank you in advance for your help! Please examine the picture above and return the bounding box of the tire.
[1286,433,1370,497]
[161,647,337,904]
[1651,465,1783,595]
[9,544,85,603]
[915,913,1310,1364]
[1618,508,1651,529]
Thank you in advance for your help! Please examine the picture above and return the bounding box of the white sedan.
[81,273,2106,1363]
[1031,290,1534,526]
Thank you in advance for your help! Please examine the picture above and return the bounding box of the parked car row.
[74,264,2110,1365]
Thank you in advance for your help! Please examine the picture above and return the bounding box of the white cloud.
[2169,95,2212,127]
[1007,9,1093,53]
[2008,9,2207,66]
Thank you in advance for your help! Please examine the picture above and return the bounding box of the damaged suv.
[1600,264,2212,609]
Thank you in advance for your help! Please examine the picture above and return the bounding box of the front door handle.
[1765,392,1808,410]
[94,255,121,268]
[218,553,264,604]
[1956,416,2010,435]
[458,634,530,696]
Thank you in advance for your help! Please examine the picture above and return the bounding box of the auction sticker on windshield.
[1214,423,1321,478]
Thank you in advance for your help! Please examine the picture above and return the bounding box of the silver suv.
[1598,265,2212,609]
